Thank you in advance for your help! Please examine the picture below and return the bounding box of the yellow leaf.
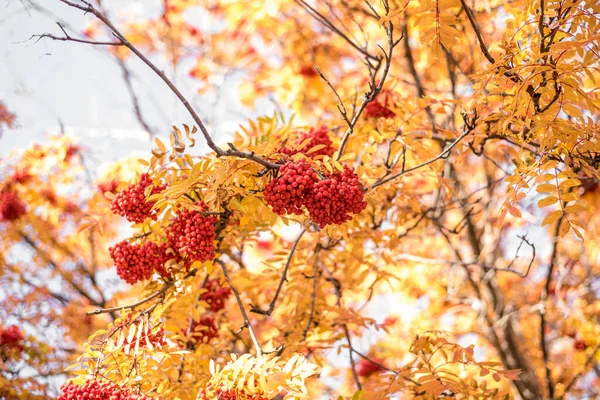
[536,184,556,193]
[542,210,563,227]
[538,196,558,207]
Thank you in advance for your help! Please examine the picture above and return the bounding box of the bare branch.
[216,259,263,357]
[251,228,306,316]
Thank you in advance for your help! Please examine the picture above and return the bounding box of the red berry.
[264,159,318,215]
[200,279,232,312]
[364,90,396,118]
[0,191,27,222]
[186,315,219,343]
[298,65,318,77]
[356,357,384,377]
[281,125,335,158]
[304,166,367,227]
[111,173,166,223]
[99,179,120,196]
[10,169,31,185]
[166,204,217,263]
[0,325,24,352]
[58,379,153,400]
[109,240,171,285]
[574,339,588,351]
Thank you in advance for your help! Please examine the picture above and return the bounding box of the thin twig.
[86,268,198,316]
[216,259,263,356]
[370,127,474,190]
[302,247,320,340]
[251,229,306,315]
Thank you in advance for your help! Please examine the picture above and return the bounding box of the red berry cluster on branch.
[58,379,153,400]
[186,315,219,344]
[200,279,232,312]
[167,206,218,263]
[109,240,170,285]
[356,357,385,377]
[281,125,335,158]
[304,166,367,228]
[111,173,166,223]
[0,190,27,222]
[364,90,396,119]
[0,325,24,352]
[264,161,366,227]
[264,159,318,216]
[10,169,32,185]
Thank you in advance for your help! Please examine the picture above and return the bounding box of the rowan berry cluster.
[263,159,318,216]
[0,325,24,352]
[281,125,335,158]
[111,173,166,223]
[0,190,27,222]
[58,379,152,400]
[265,161,366,227]
[109,240,170,285]
[364,91,396,119]
[10,169,31,185]
[200,279,232,312]
[186,315,219,344]
[356,357,384,377]
[167,206,218,263]
[304,166,367,227]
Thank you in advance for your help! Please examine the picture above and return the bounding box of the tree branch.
[251,228,306,315]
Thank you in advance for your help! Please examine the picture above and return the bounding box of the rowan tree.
[4,0,599,398]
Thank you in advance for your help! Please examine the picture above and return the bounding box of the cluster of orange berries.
[265,160,366,227]
[166,206,218,264]
[281,125,335,158]
[58,379,152,400]
[0,325,24,352]
[0,190,26,222]
[108,241,170,285]
[111,173,166,223]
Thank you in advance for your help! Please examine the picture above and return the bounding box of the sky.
[0,0,255,164]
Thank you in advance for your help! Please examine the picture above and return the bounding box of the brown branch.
[336,9,400,158]
[32,22,123,46]
[215,259,263,356]
[539,214,565,400]
[251,228,306,315]
[459,0,495,64]
[302,247,320,340]
[370,127,474,190]
[116,57,157,138]
[86,268,199,316]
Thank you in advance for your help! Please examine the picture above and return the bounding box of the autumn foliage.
[2,0,600,399]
